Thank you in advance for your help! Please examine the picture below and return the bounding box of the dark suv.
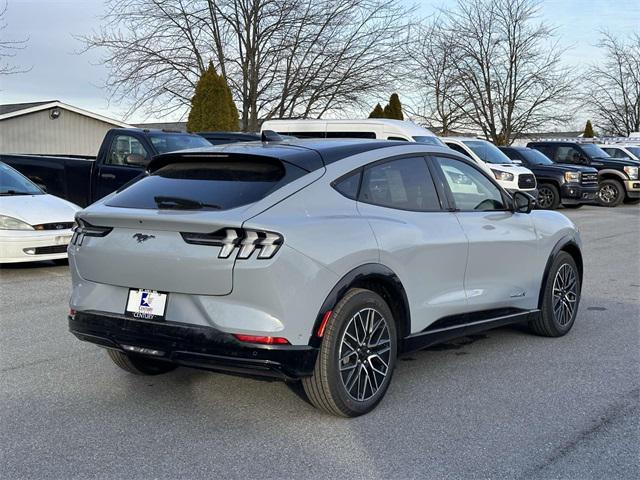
[499,146,598,209]
[527,141,640,207]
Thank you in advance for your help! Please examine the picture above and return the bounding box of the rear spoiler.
[148,147,323,174]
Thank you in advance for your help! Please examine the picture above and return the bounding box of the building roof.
[0,100,131,127]
[0,100,57,116]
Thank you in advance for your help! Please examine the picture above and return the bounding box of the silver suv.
[68,139,583,417]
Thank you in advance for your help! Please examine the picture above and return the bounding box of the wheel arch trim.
[308,263,411,348]
[538,235,583,309]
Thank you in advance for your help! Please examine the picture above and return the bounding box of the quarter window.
[333,171,361,199]
[107,135,149,166]
[436,157,505,211]
[359,157,440,211]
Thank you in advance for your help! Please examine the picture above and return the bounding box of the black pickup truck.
[527,141,640,207]
[0,128,211,207]
[499,146,599,209]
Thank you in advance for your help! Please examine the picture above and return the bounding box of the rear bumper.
[560,184,598,204]
[69,311,318,380]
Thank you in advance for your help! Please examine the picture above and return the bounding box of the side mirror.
[512,191,535,214]
[125,153,150,167]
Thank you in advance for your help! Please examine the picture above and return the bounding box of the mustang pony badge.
[133,233,156,243]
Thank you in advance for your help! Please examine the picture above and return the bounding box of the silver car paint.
[69,143,581,344]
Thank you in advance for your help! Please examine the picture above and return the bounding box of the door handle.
[101,173,116,180]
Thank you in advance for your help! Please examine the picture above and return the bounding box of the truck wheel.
[597,179,624,207]
[529,251,581,337]
[302,288,397,417]
[106,349,177,375]
[537,184,560,209]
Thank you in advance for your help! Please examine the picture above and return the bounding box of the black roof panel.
[149,139,408,173]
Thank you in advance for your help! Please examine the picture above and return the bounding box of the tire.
[597,179,624,207]
[302,288,398,417]
[106,349,177,375]
[536,184,560,209]
[563,204,583,209]
[529,251,581,337]
[623,197,640,205]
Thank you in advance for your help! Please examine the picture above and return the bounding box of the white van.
[441,137,538,195]
[260,119,445,146]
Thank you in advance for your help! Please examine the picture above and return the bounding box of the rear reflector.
[233,334,290,345]
[317,310,333,337]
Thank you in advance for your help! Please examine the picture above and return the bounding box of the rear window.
[106,159,306,211]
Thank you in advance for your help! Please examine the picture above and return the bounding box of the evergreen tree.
[187,62,239,132]
[583,120,595,138]
[383,103,392,118]
[369,103,384,118]
[388,93,404,120]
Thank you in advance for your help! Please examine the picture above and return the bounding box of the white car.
[260,119,445,145]
[0,162,80,264]
[442,137,538,195]
[598,144,640,162]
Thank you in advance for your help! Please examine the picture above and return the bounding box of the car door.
[94,134,149,201]
[355,155,469,333]
[432,155,539,312]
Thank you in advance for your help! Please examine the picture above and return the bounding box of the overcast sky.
[1,0,639,124]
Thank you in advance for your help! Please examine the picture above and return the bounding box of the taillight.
[71,219,113,246]
[181,228,283,260]
[233,334,290,345]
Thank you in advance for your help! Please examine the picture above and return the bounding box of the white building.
[0,100,131,156]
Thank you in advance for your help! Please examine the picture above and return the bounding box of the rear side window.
[326,131,377,139]
[359,157,440,211]
[332,171,361,199]
[106,159,306,211]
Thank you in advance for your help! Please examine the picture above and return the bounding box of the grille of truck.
[581,173,598,186]
[518,174,536,189]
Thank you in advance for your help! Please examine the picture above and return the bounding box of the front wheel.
[529,251,581,337]
[537,184,560,209]
[106,349,177,375]
[597,179,624,207]
[303,288,397,417]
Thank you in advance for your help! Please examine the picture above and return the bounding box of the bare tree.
[82,0,413,130]
[439,0,575,144]
[583,32,640,136]
[0,0,30,75]
[403,19,465,136]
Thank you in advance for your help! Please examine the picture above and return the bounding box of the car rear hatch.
[72,148,322,295]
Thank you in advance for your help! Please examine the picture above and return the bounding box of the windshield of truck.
[580,143,610,158]
[625,146,640,158]
[463,140,513,164]
[149,134,212,154]
[0,163,43,195]
[521,148,554,165]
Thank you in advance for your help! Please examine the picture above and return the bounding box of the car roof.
[149,138,414,173]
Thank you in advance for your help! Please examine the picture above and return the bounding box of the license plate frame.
[125,289,168,320]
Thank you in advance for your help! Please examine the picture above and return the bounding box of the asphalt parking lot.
[1,204,638,479]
